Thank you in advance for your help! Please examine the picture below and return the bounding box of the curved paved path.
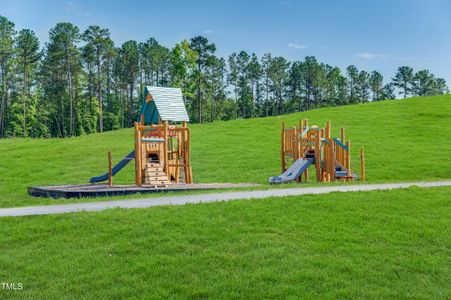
[1,181,451,217]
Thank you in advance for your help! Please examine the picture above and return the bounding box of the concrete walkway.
[1,181,451,217]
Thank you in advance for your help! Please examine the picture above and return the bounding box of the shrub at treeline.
[0,16,448,138]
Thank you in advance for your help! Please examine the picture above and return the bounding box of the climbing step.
[145,175,169,181]
[146,163,163,168]
[144,170,165,176]
[143,162,171,185]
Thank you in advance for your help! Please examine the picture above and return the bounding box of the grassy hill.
[0,95,450,298]
[1,95,451,207]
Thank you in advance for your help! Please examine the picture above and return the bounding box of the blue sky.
[1,0,450,85]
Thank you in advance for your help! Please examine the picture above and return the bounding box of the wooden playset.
[269,119,365,184]
[134,87,192,186]
[90,86,192,187]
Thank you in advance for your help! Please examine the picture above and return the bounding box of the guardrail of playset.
[134,121,192,185]
[281,119,365,182]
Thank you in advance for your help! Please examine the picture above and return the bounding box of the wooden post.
[292,126,298,160]
[315,130,322,182]
[108,151,113,187]
[326,121,330,139]
[181,121,188,183]
[346,140,351,176]
[189,166,193,184]
[281,122,286,172]
[163,120,169,175]
[297,120,302,160]
[185,126,192,184]
[360,147,366,182]
[134,122,142,186]
[340,127,345,165]
[330,138,336,181]
[175,156,180,184]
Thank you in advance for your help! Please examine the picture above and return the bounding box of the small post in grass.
[346,140,351,177]
[108,151,113,187]
[360,147,365,182]
[281,122,286,172]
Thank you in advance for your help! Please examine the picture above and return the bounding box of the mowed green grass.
[0,186,449,299]
[1,95,451,207]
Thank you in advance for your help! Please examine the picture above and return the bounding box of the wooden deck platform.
[28,183,261,199]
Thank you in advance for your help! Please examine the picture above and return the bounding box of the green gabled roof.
[140,86,189,124]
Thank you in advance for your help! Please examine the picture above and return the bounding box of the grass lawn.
[1,95,451,207]
[0,186,449,299]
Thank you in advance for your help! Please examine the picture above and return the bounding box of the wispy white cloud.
[288,42,307,49]
[202,29,214,35]
[356,52,388,59]
[65,1,91,17]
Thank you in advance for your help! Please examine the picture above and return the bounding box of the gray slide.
[269,157,315,184]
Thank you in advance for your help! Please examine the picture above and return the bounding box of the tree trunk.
[97,60,103,133]
[129,83,134,126]
[0,69,6,138]
[120,87,124,128]
[68,65,73,136]
[0,91,5,138]
[88,69,92,114]
[197,75,202,123]
[211,95,215,122]
[106,70,111,130]
[61,95,65,137]
[74,77,79,135]
[23,64,27,137]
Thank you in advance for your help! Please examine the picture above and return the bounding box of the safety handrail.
[299,126,310,137]
[333,138,348,151]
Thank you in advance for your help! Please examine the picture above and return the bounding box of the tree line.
[0,16,448,138]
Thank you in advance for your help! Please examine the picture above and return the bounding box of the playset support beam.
[134,122,142,186]
[326,121,331,139]
[281,122,286,172]
[163,120,169,175]
[315,129,322,182]
[346,140,351,177]
[360,147,365,182]
[108,151,113,187]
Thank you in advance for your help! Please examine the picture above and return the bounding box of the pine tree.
[267,56,289,115]
[0,15,15,138]
[382,83,395,100]
[368,71,384,101]
[14,29,40,136]
[189,36,216,123]
[40,22,81,137]
[346,65,359,104]
[392,66,414,98]
[356,70,370,102]
[119,41,140,126]
[247,53,262,117]
[82,26,112,132]
[413,69,436,96]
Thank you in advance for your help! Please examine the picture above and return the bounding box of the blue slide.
[90,150,135,183]
[269,157,315,184]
